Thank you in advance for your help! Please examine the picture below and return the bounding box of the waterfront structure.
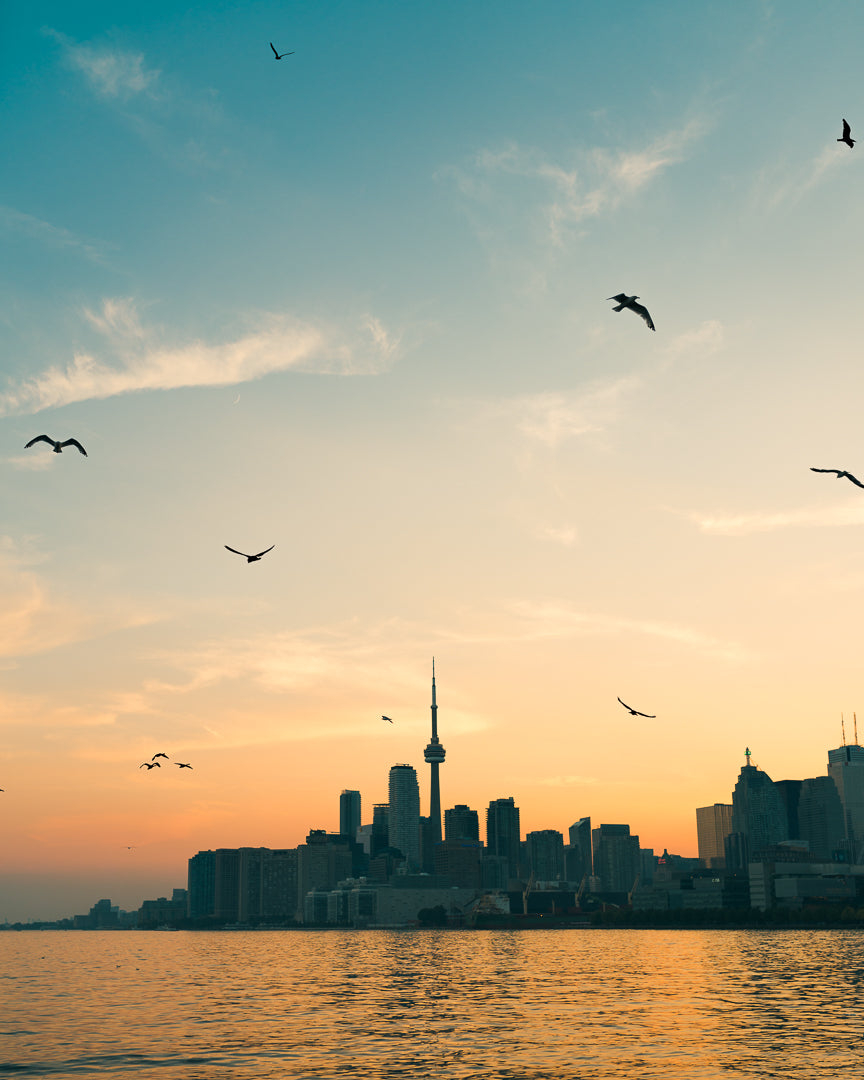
[827,741,864,860]
[486,797,522,882]
[423,660,446,846]
[371,803,390,857]
[434,839,483,888]
[526,829,565,882]
[388,764,421,869]
[339,790,361,840]
[445,804,480,842]
[591,824,641,894]
[696,803,733,868]
[730,750,787,866]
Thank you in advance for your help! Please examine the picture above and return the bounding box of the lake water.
[2,928,863,1079]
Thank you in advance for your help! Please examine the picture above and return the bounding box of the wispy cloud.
[536,524,579,547]
[442,118,707,245]
[509,599,749,661]
[687,502,864,536]
[0,298,400,416]
[48,29,161,100]
[0,206,110,264]
[495,375,642,449]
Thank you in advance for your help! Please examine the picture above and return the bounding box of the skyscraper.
[445,804,480,842]
[827,742,864,860]
[730,749,787,866]
[696,803,733,868]
[526,829,565,882]
[339,789,361,840]
[591,824,640,894]
[486,797,522,882]
[566,817,592,881]
[388,764,421,869]
[423,659,446,845]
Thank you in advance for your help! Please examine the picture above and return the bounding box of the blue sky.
[4,1,864,919]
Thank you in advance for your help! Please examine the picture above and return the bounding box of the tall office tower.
[388,764,421,869]
[526,829,565,882]
[371,803,390,857]
[773,780,802,840]
[696,803,733,867]
[730,749,787,865]
[798,776,846,860]
[188,848,240,922]
[423,659,446,845]
[486,797,522,881]
[591,824,641,894]
[340,789,361,839]
[827,742,864,860]
[566,817,592,880]
[445,804,480,842]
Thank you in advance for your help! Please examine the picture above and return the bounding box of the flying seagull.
[382,715,394,724]
[152,753,169,760]
[25,435,87,456]
[139,761,161,770]
[839,119,855,148]
[175,762,193,769]
[810,467,864,488]
[270,42,294,59]
[607,294,655,331]
[617,696,656,718]
[225,544,275,563]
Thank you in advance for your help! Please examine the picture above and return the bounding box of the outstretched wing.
[382,715,394,723]
[842,471,864,488]
[25,435,54,449]
[225,545,249,558]
[617,697,632,711]
[253,545,275,558]
[607,294,628,303]
[635,710,657,718]
[843,119,852,139]
[810,467,840,475]
[270,41,279,57]
[631,302,655,330]
[59,439,87,456]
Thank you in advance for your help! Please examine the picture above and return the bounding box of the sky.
[3,0,864,921]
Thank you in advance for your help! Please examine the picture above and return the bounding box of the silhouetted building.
[238,847,298,922]
[371,803,390,858]
[486,797,522,882]
[799,775,846,861]
[696,803,733,868]
[188,850,216,919]
[339,790,361,840]
[566,817,592,882]
[434,839,483,888]
[730,750,787,866]
[296,831,355,919]
[828,742,864,860]
[388,764,421,870]
[526,829,564,882]
[592,824,640,894]
[445,804,480,843]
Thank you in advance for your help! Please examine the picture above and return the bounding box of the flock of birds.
[10,82,861,790]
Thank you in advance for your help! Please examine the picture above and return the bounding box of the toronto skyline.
[5,2,864,925]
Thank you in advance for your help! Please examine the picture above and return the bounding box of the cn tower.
[423,658,446,844]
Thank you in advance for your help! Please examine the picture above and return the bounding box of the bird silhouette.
[270,42,294,59]
[25,435,87,456]
[382,715,394,724]
[175,762,193,769]
[617,697,656,718]
[839,119,855,148]
[225,544,275,562]
[607,294,655,331]
[810,467,864,488]
[152,753,169,760]
[139,762,161,770]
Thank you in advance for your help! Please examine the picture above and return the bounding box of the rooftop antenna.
[842,713,847,747]
[856,712,859,746]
